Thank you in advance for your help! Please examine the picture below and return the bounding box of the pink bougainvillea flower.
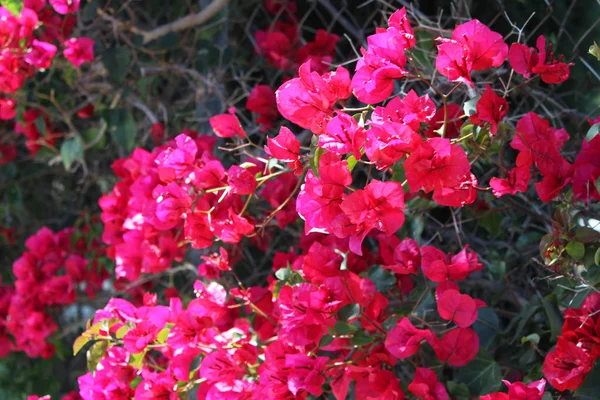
[276,62,350,134]
[227,165,257,195]
[246,84,278,131]
[508,35,572,84]
[24,40,57,70]
[63,37,95,67]
[49,0,80,14]
[0,97,16,120]
[209,109,246,138]
[435,39,474,87]
[364,121,422,170]
[450,19,508,71]
[319,112,366,159]
[371,90,436,131]
[381,238,421,275]
[404,137,471,193]
[265,126,302,172]
[421,245,481,283]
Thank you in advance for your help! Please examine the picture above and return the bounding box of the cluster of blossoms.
[6,2,600,399]
[245,0,340,132]
[542,292,600,392]
[71,235,496,399]
[0,226,108,359]
[0,0,94,160]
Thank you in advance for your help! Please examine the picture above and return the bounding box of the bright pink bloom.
[209,110,246,138]
[49,0,80,14]
[0,97,16,120]
[25,40,57,69]
[365,121,422,170]
[450,20,508,71]
[543,339,594,392]
[319,112,366,159]
[572,135,600,202]
[429,327,479,367]
[490,151,532,197]
[63,37,95,67]
[228,165,257,195]
[435,39,474,87]
[404,138,471,193]
[264,126,302,172]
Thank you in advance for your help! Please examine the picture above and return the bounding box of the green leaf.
[589,41,600,61]
[596,177,600,198]
[367,266,396,292]
[338,304,360,322]
[472,308,500,348]
[542,294,564,341]
[587,123,600,141]
[576,227,600,244]
[521,333,540,345]
[351,330,375,346]
[446,381,470,400]
[86,340,109,374]
[275,266,292,281]
[457,351,502,396]
[115,324,130,339]
[334,321,358,335]
[346,154,358,172]
[35,116,47,137]
[82,126,107,150]
[576,359,600,397]
[60,136,84,170]
[318,334,334,348]
[566,240,585,260]
[478,211,502,235]
[157,326,171,344]
[102,47,131,84]
[595,248,600,266]
[129,351,146,369]
[0,0,23,16]
[103,109,136,151]
[309,147,326,178]
[73,335,91,356]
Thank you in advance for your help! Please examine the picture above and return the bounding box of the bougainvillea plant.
[2,1,600,400]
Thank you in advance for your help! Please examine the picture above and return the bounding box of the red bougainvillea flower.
[49,0,81,14]
[151,122,165,144]
[408,368,449,400]
[385,317,432,358]
[0,145,16,165]
[296,29,339,74]
[425,104,463,140]
[227,165,257,195]
[246,84,278,131]
[470,85,509,134]
[421,245,482,282]
[572,135,600,202]
[355,369,405,400]
[432,172,478,208]
[490,151,532,197]
[319,112,366,159]
[508,35,572,84]
[404,137,471,193]
[381,238,421,275]
[436,289,478,328]
[209,108,246,138]
[265,126,302,173]
[543,339,594,391]
[276,62,351,134]
[76,103,94,119]
[63,37,95,67]
[429,327,479,366]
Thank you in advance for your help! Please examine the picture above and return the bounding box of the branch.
[140,0,228,44]
[98,0,228,44]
